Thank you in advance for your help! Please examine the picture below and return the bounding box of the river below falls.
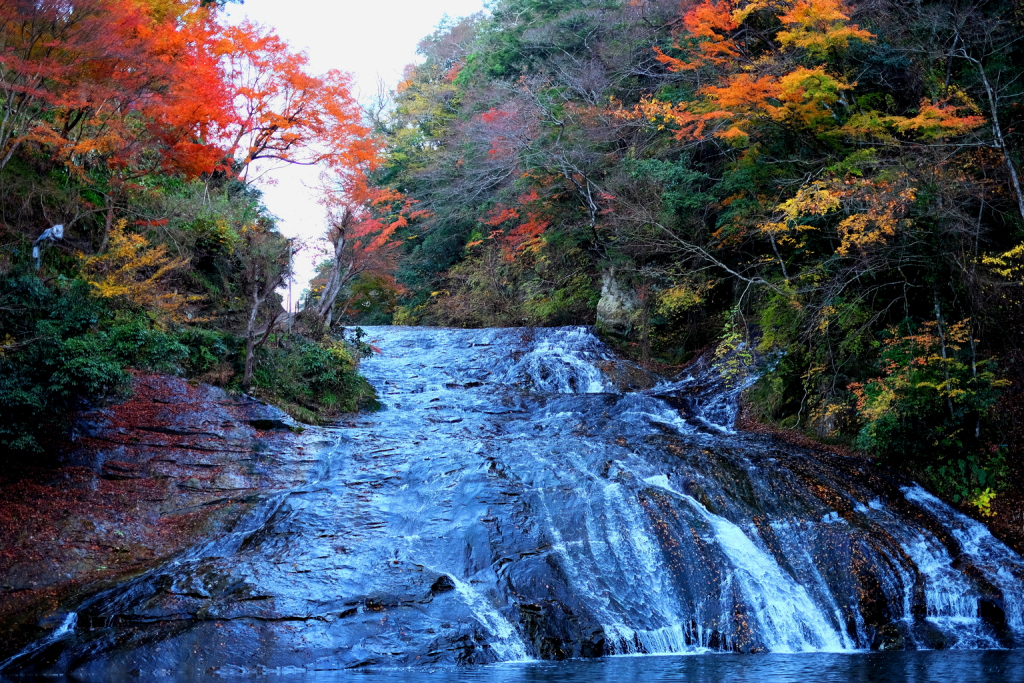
[3,326,1024,678]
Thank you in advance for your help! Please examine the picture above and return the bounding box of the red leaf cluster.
[0,0,376,184]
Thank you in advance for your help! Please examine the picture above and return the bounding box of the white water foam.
[644,476,850,653]
[445,573,531,662]
[497,328,610,394]
[0,612,77,671]
[904,485,1024,638]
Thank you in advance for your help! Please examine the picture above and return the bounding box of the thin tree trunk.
[98,196,114,253]
[243,286,261,391]
[934,294,955,417]
[243,277,287,390]
[964,52,1024,221]
[968,318,981,439]
[243,335,256,391]
[314,210,358,327]
[768,233,789,282]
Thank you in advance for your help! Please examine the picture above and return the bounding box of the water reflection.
[76,652,1023,683]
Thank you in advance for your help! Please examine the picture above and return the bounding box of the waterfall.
[903,485,1024,636]
[4,326,1023,676]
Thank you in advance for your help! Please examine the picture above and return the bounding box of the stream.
[2,326,1024,679]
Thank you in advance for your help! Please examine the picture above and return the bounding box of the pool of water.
[47,651,1021,682]
[354,652,1024,683]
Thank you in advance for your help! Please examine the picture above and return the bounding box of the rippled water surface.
[379,651,1024,683]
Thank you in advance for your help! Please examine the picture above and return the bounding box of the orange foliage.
[776,0,874,56]
[476,191,550,260]
[627,0,985,152]
[504,213,550,259]
[480,109,510,124]
[632,66,850,144]
[481,206,521,226]
[761,174,917,256]
[218,21,377,180]
[843,92,986,142]
[833,178,917,256]
[627,0,871,145]
[0,1,378,189]
[0,0,232,178]
[675,0,739,67]
[316,159,428,296]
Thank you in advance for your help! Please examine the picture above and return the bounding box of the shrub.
[850,319,1007,502]
[0,275,130,453]
[249,333,378,423]
[80,220,199,326]
[0,273,238,454]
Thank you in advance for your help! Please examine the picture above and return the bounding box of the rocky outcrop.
[0,373,328,661]
[595,269,638,334]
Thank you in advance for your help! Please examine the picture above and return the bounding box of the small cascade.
[0,612,76,671]
[605,394,696,436]
[647,476,849,652]
[903,486,1024,639]
[897,529,999,647]
[649,344,762,433]
[494,327,612,393]
[444,574,531,662]
[597,480,695,653]
[4,325,1024,676]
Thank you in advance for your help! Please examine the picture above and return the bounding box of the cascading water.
[3,326,1024,677]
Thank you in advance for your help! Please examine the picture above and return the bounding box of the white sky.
[223,0,487,304]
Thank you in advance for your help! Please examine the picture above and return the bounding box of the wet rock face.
[4,327,1024,676]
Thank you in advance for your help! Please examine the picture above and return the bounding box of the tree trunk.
[314,209,357,327]
[968,318,981,439]
[934,294,955,418]
[98,196,114,253]
[242,280,285,391]
[242,286,262,391]
[243,333,257,392]
[965,52,1024,222]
